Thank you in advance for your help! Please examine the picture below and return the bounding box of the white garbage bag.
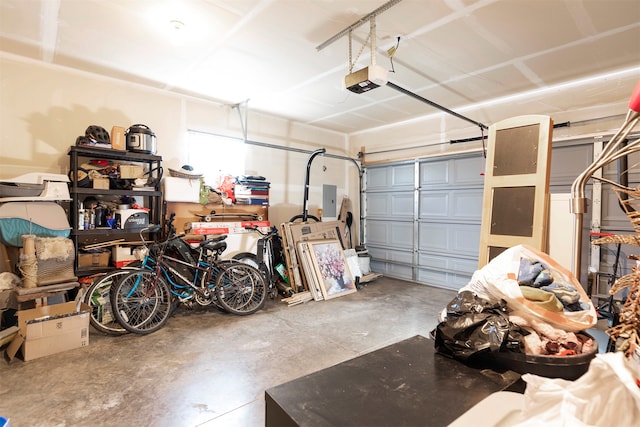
[513,351,640,426]
[461,244,597,332]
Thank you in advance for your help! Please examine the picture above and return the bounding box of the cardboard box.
[190,221,270,235]
[78,250,110,268]
[119,164,144,179]
[165,201,269,234]
[93,177,110,189]
[6,301,90,361]
[111,126,126,150]
[112,245,138,268]
[163,177,201,203]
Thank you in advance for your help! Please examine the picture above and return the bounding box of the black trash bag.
[432,291,519,361]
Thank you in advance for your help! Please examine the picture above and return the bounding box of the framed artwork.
[307,240,356,300]
[297,241,324,301]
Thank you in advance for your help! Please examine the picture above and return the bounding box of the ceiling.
[1,0,639,135]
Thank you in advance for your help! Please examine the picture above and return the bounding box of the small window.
[186,130,245,184]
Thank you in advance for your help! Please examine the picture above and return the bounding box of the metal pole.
[302,148,327,221]
[386,81,488,130]
[316,0,403,51]
[570,81,640,281]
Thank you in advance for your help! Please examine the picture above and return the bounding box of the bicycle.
[83,268,139,335]
[82,214,191,335]
[110,225,268,334]
[233,225,294,297]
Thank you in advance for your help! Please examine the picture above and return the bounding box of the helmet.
[85,125,110,144]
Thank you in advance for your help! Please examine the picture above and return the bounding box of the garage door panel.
[451,191,484,220]
[550,144,593,184]
[420,161,448,186]
[451,225,481,255]
[417,268,448,287]
[420,192,448,217]
[418,253,446,269]
[364,141,595,289]
[418,253,477,271]
[419,224,448,251]
[420,157,485,188]
[391,193,415,217]
[368,246,413,264]
[371,260,413,280]
[366,164,414,190]
[418,223,480,256]
[416,269,471,289]
[366,193,390,217]
[366,167,390,189]
[416,255,475,289]
[365,221,390,246]
[601,189,630,223]
[419,190,482,220]
[365,220,413,249]
[452,157,485,185]
[366,192,414,218]
[392,164,415,187]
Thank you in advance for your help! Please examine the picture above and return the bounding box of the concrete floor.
[0,277,458,427]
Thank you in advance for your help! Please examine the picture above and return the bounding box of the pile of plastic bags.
[433,244,597,360]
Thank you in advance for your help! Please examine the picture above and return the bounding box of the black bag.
[432,291,520,361]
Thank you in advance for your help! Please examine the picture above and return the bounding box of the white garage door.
[363,138,606,291]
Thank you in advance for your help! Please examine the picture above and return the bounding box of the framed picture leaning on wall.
[307,239,356,300]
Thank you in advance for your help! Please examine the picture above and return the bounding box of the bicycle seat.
[200,235,227,246]
[202,241,227,253]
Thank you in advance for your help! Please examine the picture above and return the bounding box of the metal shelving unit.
[68,145,162,276]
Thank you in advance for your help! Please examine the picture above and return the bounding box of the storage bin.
[475,332,598,380]
[77,250,110,268]
[119,164,144,179]
[163,177,201,203]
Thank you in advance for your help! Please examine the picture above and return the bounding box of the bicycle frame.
[153,251,217,302]
[110,217,268,335]
[240,225,292,296]
[122,223,225,305]
[135,238,227,305]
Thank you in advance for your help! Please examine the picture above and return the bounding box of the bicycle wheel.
[215,262,267,315]
[84,270,132,335]
[110,270,174,334]
[232,252,259,269]
[232,252,270,279]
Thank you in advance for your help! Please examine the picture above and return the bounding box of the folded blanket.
[520,286,564,312]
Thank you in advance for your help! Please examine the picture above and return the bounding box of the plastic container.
[477,333,598,380]
[1,416,10,427]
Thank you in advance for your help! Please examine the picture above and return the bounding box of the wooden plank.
[16,281,79,295]
[297,241,323,301]
[82,239,125,249]
[282,291,313,306]
[279,223,304,293]
[360,272,382,283]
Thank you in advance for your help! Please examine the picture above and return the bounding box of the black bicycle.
[110,226,267,334]
[233,225,293,297]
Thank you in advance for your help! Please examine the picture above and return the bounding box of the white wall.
[1,52,634,231]
[0,53,351,228]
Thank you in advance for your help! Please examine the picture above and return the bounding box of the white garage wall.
[0,53,352,227]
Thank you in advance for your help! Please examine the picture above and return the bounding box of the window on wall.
[186,130,246,185]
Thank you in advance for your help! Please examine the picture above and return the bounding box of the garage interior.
[1,0,640,426]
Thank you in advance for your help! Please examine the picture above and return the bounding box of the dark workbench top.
[265,334,522,427]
